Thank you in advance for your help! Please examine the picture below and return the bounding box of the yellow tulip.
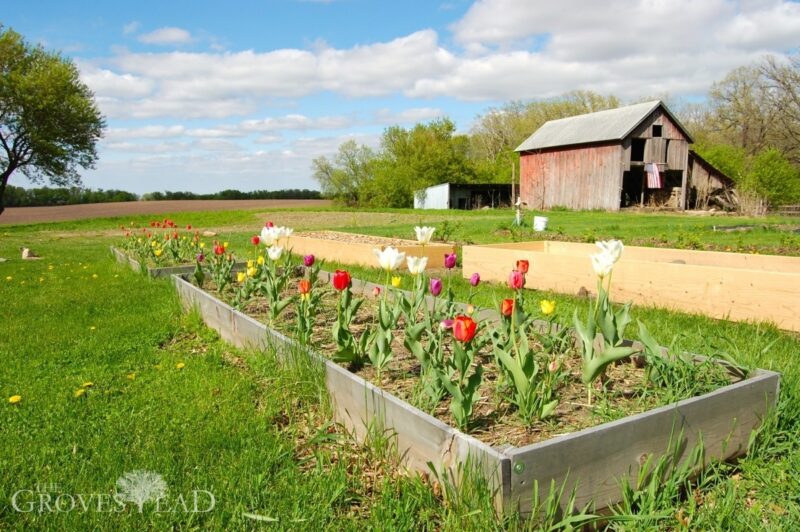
[257,256,265,265]
[199,242,206,249]
[223,241,229,249]
[247,260,254,268]
[391,276,402,288]
[237,272,247,283]
[247,267,257,278]
[540,299,556,316]
[154,249,163,257]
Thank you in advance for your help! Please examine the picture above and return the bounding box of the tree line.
[4,186,322,207]
[314,58,800,210]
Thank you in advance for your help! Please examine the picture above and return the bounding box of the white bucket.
[533,216,548,232]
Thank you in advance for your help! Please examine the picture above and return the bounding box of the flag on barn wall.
[646,163,662,189]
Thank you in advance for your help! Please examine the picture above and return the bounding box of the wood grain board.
[462,241,800,331]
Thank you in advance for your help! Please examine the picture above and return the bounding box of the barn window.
[653,125,662,137]
[631,138,646,161]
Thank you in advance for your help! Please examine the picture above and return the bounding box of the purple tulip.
[196,253,205,263]
[444,252,457,269]
[303,254,315,267]
[430,278,443,297]
[469,272,480,287]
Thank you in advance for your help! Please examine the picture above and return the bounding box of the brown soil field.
[0,199,332,225]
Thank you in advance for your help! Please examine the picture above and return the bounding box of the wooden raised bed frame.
[462,240,800,332]
[288,231,456,269]
[171,273,779,516]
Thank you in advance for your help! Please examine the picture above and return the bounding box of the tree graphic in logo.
[115,470,168,512]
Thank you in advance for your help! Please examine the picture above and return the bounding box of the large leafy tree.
[0,27,104,215]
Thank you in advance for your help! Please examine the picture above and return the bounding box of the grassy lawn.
[1,206,799,529]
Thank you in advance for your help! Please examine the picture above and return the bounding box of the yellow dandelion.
[176,362,185,369]
[81,382,94,388]
[236,272,247,283]
[257,255,265,265]
[199,242,206,249]
[74,388,86,398]
[5,276,12,281]
[8,395,22,405]
[540,299,556,316]
[92,273,98,279]
[89,326,96,331]
[127,373,136,380]
[391,276,402,288]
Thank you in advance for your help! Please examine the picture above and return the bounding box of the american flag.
[646,163,662,189]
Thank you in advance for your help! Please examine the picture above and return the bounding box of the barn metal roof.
[515,100,692,152]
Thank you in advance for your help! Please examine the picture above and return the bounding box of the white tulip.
[373,246,406,272]
[267,245,283,261]
[406,256,428,276]
[260,226,277,246]
[595,240,624,264]
[414,226,435,245]
[590,250,616,278]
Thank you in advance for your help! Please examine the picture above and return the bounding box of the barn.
[515,100,693,211]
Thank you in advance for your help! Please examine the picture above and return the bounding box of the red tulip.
[372,286,381,297]
[213,243,225,256]
[251,235,260,246]
[265,221,274,228]
[332,270,351,291]
[516,260,529,274]
[298,279,311,295]
[187,224,192,230]
[508,270,524,290]
[452,315,477,343]
[501,298,514,317]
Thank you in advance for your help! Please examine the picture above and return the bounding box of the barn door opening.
[621,168,645,207]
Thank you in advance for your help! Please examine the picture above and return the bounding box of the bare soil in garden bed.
[296,231,424,247]
[202,278,736,449]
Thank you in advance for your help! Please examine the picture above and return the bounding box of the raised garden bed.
[289,231,456,269]
[171,272,779,515]
[463,240,800,332]
[110,246,198,278]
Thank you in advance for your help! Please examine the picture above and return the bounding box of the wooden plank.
[462,241,800,331]
[289,232,455,269]
[506,369,779,514]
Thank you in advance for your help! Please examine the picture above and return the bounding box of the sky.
[4,0,800,194]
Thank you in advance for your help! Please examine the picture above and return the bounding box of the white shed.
[414,183,512,210]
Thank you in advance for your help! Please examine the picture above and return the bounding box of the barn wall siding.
[520,144,623,211]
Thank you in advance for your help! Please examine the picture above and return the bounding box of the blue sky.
[4,0,800,194]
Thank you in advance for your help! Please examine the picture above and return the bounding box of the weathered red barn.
[515,100,693,211]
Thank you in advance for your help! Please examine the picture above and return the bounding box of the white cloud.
[374,107,444,124]
[122,21,140,35]
[241,113,355,132]
[138,27,194,45]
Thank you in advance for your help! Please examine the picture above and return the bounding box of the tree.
[368,118,477,207]
[0,27,105,215]
[311,140,376,205]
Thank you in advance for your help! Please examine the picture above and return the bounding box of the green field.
[1,206,799,530]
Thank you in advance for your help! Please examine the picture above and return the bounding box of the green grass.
[2,206,800,529]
